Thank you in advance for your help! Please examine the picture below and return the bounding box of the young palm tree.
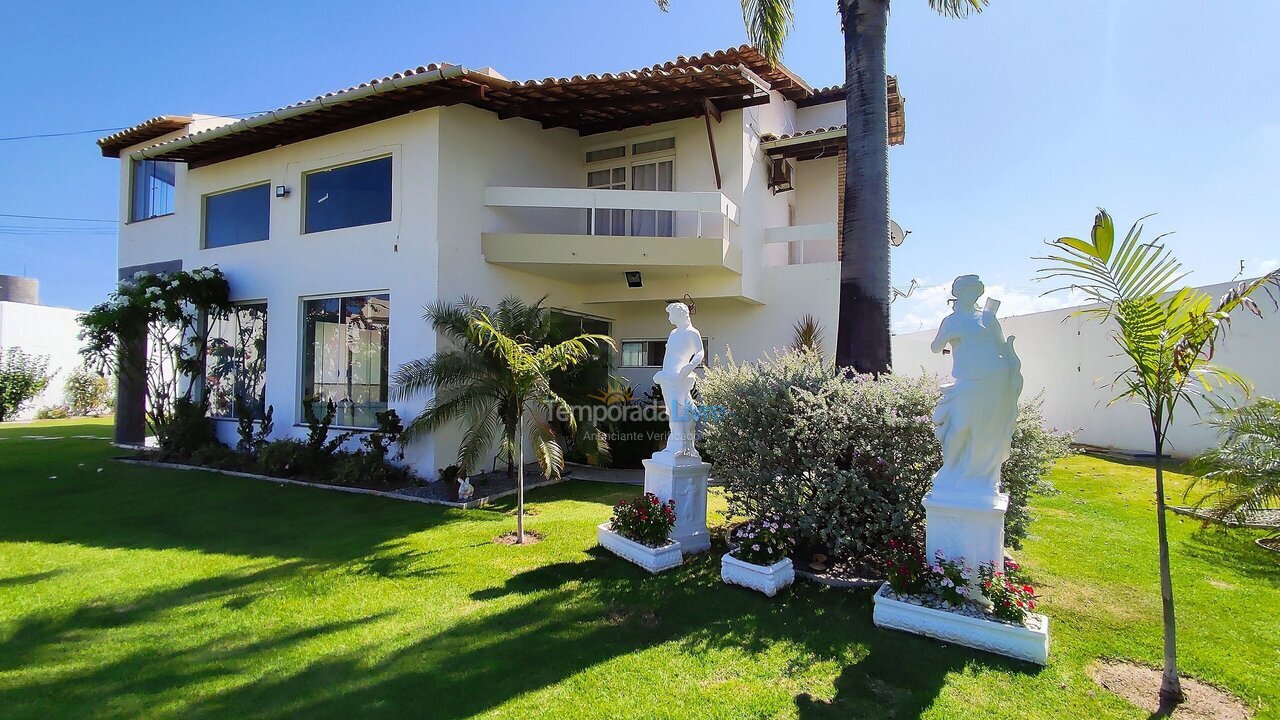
[1189,397,1280,526]
[393,296,614,543]
[657,0,987,373]
[1038,209,1280,705]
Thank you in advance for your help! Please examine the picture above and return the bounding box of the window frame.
[297,290,392,431]
[201,181,272,249]
[618,337,708,368]
[128,158,177,223]
[301,154,394,235]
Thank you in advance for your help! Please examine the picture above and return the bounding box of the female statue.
[930,275,1024,500]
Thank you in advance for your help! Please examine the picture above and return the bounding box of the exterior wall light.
[625,271,643,288]
[275,185,291,198]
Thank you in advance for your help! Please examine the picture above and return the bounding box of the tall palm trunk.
[1151,418,1184,703]
[835,0,893,374]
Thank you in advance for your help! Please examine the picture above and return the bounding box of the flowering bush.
[610,492,676,547]
[78,266,232,447]
[882,537,930,595]
[929,550,977,606]
[980,559,1038,623]
[698,349,1071,561]
[729,515,795,566]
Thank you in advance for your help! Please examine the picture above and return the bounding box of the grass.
[0,418,1276,719]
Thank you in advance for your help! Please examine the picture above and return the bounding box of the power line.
[0,127,128,141]
[0,212,117,223]
[0,109,272,143]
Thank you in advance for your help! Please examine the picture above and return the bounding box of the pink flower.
[751,544,760,551]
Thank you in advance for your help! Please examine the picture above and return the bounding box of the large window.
[204,183,270,248]
[302,293,390,428]
[304,157,392,234]
[131,159,176,221]
[205,303,268,419]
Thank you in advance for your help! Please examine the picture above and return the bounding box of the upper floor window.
[204,183,270,248]
[131,159,176,222]
[304,156,392,234]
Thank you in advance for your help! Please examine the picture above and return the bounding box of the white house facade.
[98,46,906,474]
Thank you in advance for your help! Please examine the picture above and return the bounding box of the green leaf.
[1091,209,1115,262]
[1053,236,1101,260]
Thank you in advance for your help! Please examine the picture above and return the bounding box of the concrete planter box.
[872,583,1049,665]
[597,523,682,574]
[721,553,795,597]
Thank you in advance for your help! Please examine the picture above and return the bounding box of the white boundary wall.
[891,279,1279,458]
[0,301,86,420]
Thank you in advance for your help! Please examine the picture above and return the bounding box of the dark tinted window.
[204,184,270,248]
[304,157,392,234]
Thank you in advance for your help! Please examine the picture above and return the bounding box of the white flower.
[48,475,57,480]
[941,577,954,587]
[133,271,148,280]
[96,468,103,472]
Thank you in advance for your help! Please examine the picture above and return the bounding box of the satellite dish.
[889,220,909,247]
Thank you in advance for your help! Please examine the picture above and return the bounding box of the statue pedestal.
[923,489,1008,570]
[643,453,711,554]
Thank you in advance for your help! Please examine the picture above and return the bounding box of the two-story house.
[98,45,905,473]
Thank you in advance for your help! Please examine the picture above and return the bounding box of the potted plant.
[722,516,795,597]
[598,492,682,573]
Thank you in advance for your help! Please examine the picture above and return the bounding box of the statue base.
[643,454,711,554]
[923,490,1008,570]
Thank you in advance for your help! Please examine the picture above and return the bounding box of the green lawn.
[1,419,1276,719]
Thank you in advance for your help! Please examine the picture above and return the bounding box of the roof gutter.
[760,127,847,152]
[130,65,498,162]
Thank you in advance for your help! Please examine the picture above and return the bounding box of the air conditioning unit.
[768,157,795,194]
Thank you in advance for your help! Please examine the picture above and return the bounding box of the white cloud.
[1244,257,1279,278]
[891,280,1086,335]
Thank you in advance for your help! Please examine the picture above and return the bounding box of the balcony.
[481,187,742,294]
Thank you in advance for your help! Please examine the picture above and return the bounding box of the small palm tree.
[1038,209,1280,705]
[1189,397,1280,526]
[791,314,825,353]
[657,0,987,373]
[393,296,613,543]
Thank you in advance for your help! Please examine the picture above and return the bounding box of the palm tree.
[1189,397,1280,526]
[393,296,614,543]
[1038,209,1280,705]
[657,0,987,373]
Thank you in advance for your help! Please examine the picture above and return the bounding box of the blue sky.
[1,0,1276,330]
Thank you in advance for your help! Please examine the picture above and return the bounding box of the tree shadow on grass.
[1180,526,1279,585]
[0,569,63,588]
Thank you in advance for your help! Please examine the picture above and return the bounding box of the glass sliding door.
[586,167,626,236]
[630,158,674,237]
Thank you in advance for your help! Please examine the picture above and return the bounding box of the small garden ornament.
[457,476,475,501]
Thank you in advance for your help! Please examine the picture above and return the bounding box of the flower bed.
[721,515,796,596]
[598,493,682,573]
[872,584,1049,664]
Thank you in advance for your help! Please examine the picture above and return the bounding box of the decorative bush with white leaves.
[699,349,1070,562]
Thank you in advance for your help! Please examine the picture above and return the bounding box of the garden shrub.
[63,366,111,416]
[158,397,218,461]
[258,439,312,478]
[36,405,70,420]
[699,349,1069,562]
[0,347,51,422]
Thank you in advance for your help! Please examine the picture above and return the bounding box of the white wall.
[0,301,86,420]
[892,279,1280,457]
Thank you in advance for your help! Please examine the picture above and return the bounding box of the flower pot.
[720,553,795,597]
[871,583,1049,664]
[597,523,682,574]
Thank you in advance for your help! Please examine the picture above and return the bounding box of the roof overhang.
[761,126,848,161]
[97,115,193,157]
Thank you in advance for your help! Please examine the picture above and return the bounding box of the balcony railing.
[484,186,739,239]
[764,223,838,266]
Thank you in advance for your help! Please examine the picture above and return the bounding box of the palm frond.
[791,314,824,353]
[1188,397,1280,522]
[929,0,988,19]
[740,0,793,63]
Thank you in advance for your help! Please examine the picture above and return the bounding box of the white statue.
[930,275,1024,500]
[457,476,475,501]
[653,302,705,459]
